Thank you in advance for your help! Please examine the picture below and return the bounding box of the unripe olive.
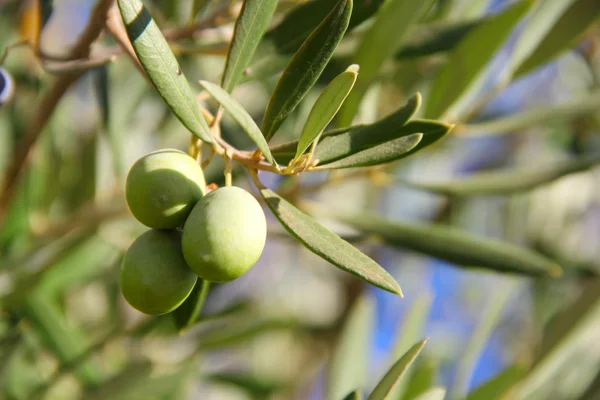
[125,149,206,229]
[120,229,197,315]
[182,186,267,282]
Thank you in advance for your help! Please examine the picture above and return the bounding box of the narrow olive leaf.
[117,0,212,143]
[412,387,447,400]
[199,320,294,349]
[206,373,285,399]
[326,296,375,400]
[26,293,101,386]
[295,65,359,159]
[313,120,451,169]
[172,279,210,332]
[401,361,438,400]
[258,188,402,295]
[338,0,435,126]
[424,0,533,120]
[314,133,423,169]
[198,80,275,165]
[513,279,600,399]
[269,93,423,164]
[190,0,210,21]
[261,0,353,141]
[264,0,384,55]
[466,366,526,400]
[515,0,600,78]
[506,0,578,78]
[450,284,515,400]
[221,0,278,92]
[343,390,365,400]
[387,294,433,400]
[461,89,600,136]
[336,213,562,277]
[368,339,428,400]
[402,154,600,196]
[395,17,484,59]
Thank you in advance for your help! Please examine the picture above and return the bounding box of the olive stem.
[224,151,233,187]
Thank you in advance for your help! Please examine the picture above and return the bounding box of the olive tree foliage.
[0,0,600,398]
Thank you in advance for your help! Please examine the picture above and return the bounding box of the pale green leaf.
[335,213,562,277]
[338,0,436,126]
[296,65,359,159]
[412,387,447,400]
[258,188,403,295]
[450,284,515,399]
[425,0,533,120]
[466,366,526,400]
[326,296,375,400]
[514,279,600,399]
[368,339,428,400]
[221,0,278,92]
[515,0,600,78]
[117,0,212,142]
[388,294,433,400]
[506,0,578,78]
[198,80,275,165]
[460,90,600,135]
[261,0,353,141]
[401,153,600,196]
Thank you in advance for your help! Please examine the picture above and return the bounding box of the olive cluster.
[120,149,267,315]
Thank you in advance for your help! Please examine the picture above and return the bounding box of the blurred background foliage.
[1,0,600,399]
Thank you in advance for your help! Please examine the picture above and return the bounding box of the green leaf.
[401,154,600,196]
[460,89,600,135]
[270,94,427,165]
[338,0,436,126]
[25,293,101,386]
[515,0,600,78]
[198,80,276,165]
[258,187,402,295]
[335,213,562,277]
[172,279,210,332]
[343,390,365,400]
[314,133,423,169]
[466,366,526,400]
[313,120,451,169]
[368,339,428,400]
[424,0,533,120]
[513,279,600,399]
[411,387,447,400]
[221,0,278,92]
[388,294,433,400]
[401,360,438,400]
[326,295,375,400]
[206,373,285,399]
[117,0,212,143]
[264,0,384,55]
[296,65,359,159]
[86,362,191,400]
[198,319,294,349]
[395,17,484,59]
[450,284,515,400]
[190,0,210,21]
[261,0,353,141]
[506,0,578,78]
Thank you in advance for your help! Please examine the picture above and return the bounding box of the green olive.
[125,149,206,229]
[120,229,197,315]
[182,186,267,282]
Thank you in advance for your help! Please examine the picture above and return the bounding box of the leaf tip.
[346,64,360,74]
